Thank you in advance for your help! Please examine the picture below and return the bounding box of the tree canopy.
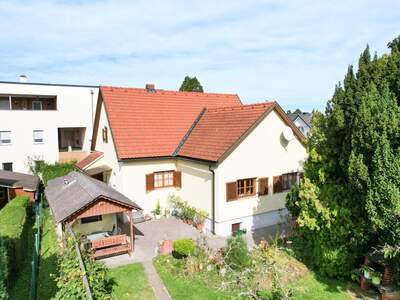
[179,76,204,92]
[286,36,400,277]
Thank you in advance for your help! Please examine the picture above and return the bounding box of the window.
[32,100,43,110]
[102,126,108,143]
[273,172,298,193]
[0,131,11,145]
[81,215,102,224]
[146,171,181,191]
[231,223,241,233]
[33,130,44,143]
[226,178,256,201]
[0,187,6,200]
[282,172,298,191]
[237,178,255,197]
[2,163,13,171]
[0,97,10,110]
[298,126,305,133]
[154,171,174,188]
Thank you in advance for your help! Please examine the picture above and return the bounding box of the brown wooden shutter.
[146,173,154,192]
[173,171,182,188]
[104,127,108,143]
[258,177,269,196]
[226,182,237,201]
[273,176,282,193]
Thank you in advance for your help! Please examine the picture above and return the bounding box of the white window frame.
[33,130,44,144]
[32,100,43,110]
[0,131,11,145]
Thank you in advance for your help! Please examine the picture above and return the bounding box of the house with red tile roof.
[79,84,307,236]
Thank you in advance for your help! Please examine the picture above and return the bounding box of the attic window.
[102,126,108,143]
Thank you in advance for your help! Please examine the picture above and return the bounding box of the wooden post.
[129,210,134,254]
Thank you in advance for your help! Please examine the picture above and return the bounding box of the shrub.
[36,161,76,186]
[53,236,114,300]
[0,238,8,300]
[0,196,29,289]
[224,235,251,270]
[154,200,161,216]
[194,210,209,225]
[173,239,196,258]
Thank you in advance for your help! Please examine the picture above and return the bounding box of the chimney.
[145,83,155,92]
[19,74,27,83]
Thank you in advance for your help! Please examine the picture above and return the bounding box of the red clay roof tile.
[75,151,103,169]
[178,102,275,161]
[100,86,242,159]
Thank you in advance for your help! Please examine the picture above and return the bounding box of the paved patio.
[100,217,292,268]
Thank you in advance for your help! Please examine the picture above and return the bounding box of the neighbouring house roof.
[288,112,312,127]
[75,151,103,170]
[98,86,242,160]
[178,102,275,161]
[0,170,39,191]
[45,171,141,223]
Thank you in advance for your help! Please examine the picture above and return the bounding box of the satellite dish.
[282,126,294,142]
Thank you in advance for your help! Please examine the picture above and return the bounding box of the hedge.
[0,196,29,294]
[37,161,76,186]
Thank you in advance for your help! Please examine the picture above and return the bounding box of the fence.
[29,194,43,300]
[68,226,94,300]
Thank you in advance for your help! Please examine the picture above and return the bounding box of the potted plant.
[183,206,195,225]
[154,200,161,219]
[194,210,208,232]
[371,270,382,286]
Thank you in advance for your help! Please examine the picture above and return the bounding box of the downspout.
[209,165,216,234]
[90,89,94,143]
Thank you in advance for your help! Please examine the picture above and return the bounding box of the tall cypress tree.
[286,36,400,277]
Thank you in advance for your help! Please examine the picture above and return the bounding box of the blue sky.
[0,1,399,111]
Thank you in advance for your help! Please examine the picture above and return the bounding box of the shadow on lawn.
[36,227,60,300]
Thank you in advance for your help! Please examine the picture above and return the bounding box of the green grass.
[37,207,60,300]
[154,257,229,300]
[7,212,35,300]
[110,263,156,300]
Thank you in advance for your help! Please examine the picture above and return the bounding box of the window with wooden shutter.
[273,176,282,193]
[146,173,154,192]
[173,171,181,188]
[258,177,269,196]
[226,182,237,201]
[102,126,108,143]
[282,172,298,191]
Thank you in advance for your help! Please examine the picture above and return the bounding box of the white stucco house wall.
[78,84,307,236]
[0,76,99,173]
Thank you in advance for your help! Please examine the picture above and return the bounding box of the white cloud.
[0,0,399,111]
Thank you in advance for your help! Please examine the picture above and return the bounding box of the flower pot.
[155,214,161,220]
[186,219,193,225]
[372,276,381,286]
[159,240,173,255]
[196,223,204,232]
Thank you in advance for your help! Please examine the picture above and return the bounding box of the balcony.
[58,127,88,162]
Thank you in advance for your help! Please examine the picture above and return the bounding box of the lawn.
[110,263,156,300]
[37,206,60,300]
[154,251,364,300]
[154,257,229,300]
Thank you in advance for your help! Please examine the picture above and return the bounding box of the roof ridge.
[207,101,275,112]
[100,85,239,97]
[173,107,207,156]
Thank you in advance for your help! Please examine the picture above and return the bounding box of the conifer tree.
[286,36,400,277]
[179,76,204,92]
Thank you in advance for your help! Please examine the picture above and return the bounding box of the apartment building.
[0,76,99,173]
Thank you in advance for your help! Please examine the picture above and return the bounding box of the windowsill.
[0,143,11,146]
[227,194,257,202]
[34,142,44,145]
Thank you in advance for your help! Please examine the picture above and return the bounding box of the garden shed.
[45,171,142,258]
